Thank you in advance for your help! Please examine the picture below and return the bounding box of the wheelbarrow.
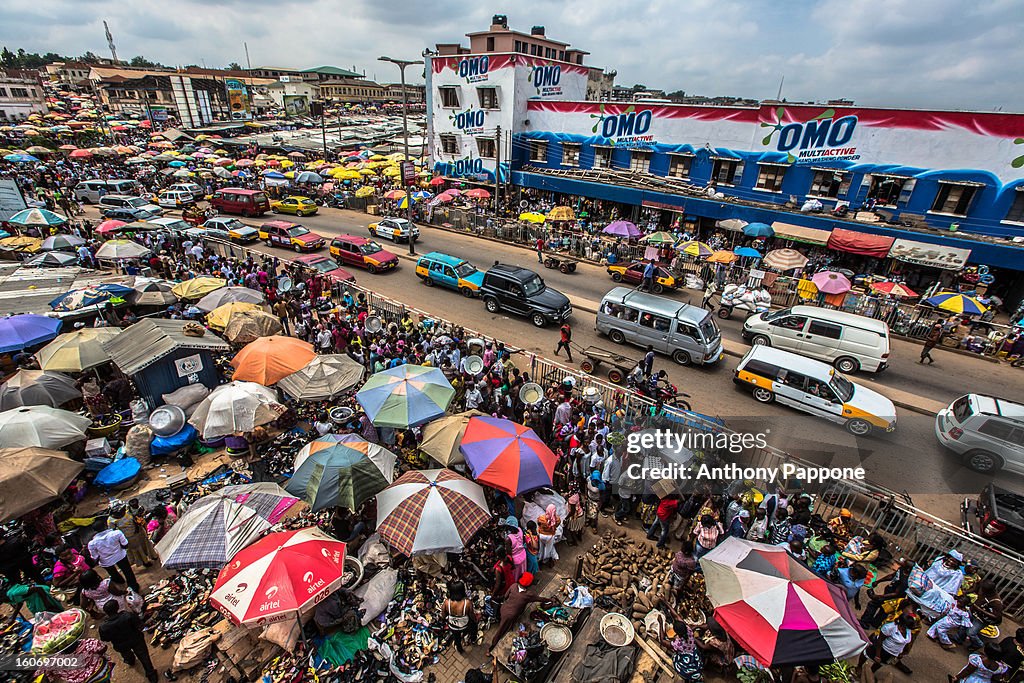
[577,344,638,384]
[543,254,578,274]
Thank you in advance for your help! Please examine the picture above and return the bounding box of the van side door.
[670,321,701,358]
[798,320,843,361]
[767,314,809,352]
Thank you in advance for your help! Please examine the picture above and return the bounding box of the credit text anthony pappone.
[623,462,868,485]
[625,429,768,455]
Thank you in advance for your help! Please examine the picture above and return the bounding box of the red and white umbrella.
[209,527,346,626]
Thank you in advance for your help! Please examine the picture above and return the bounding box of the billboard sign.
[888,238,971,270]
[225,78,252,121]
[283,94,309,117]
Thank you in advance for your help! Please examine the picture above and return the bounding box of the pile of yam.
[579,530,675,629]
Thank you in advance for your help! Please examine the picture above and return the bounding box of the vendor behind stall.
[488,573,556,651]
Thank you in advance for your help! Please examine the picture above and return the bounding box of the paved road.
[98,206,1024,519]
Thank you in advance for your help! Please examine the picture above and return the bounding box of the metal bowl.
[600,612,635,647]
[540,623,572,652]
[148,405,186,437]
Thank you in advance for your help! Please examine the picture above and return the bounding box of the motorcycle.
[627,373,692,411]
[717,283,771,320]
[1011,356,1024,368]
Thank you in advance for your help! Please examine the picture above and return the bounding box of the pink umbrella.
[811,271,852,294]
[96,220,127,235]
[603,220,641,238]
[444,189,463,196]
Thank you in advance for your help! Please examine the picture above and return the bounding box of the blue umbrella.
[168,160,187,168]
[397,196,416,209]
[0,231,9,239]
[734,246,763,258]
[3,154,39,163]
[356,364,454,428]
[0,315,62,353]
[8,208,68,227]
[411,190,432,200]
[49,284,134,312]
[263,171,285,179]
[742,222,774,238]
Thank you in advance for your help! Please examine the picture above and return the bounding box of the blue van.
[415,252,485,297]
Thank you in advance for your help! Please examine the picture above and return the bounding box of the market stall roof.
[771,222,832,246]
[103,318,229,375]
[826,227,895,258]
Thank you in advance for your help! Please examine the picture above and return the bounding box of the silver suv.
[936,394,1024,473]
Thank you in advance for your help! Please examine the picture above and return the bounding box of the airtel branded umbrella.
[356,364,454,428]
[0,314,61,353]
[0,370,80,410]
[742,222,774,238]
[375,469,490,557]
[188,381,286,440]
[155,495,273,569]
[459,416,557,497]
[419,410,487,466]
[677,240,714,257]
[700,537,868,667]
[197,286,266,312]
[811,271,852,295]
[0,448,83,523]
[285,434,396,512]
[277,354,365,401]
[763,248,808,271]
[210,527,347,626]
[925,291,987,315]
[36,328,120,372]
[869,281,918,298]
[0,406,91,449]
[603,220,641,238]
[230,336,316,386]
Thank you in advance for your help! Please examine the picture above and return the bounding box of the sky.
[2,0,1021,110]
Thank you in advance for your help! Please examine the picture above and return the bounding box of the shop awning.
[771,222,832,246]
[888,238,971,270]
[827,228,895,258]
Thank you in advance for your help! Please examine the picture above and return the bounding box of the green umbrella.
[283,434,396,511]
[356,364,454,428]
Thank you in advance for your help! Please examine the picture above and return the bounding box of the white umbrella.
[188,381,286,439]
[196,286,266,313]
[155,495,272,569]
[0,406,91,449]
[0,370,80,410]
[277,354,365,401]
[95,239,151,260]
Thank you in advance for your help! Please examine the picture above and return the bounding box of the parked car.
[962,484,1024,554]
[479,263,571,328]
[733,345,897,436]
[329,235,398,273]
[143,217,191,234]
[100,205,159,221]
[271,195,319,217]
[606,261,679,294]
[202,217,259,243]
[99,194,163,219]
[936,394,1024,473]
[415,251,483,297]
[168,182,205,201]
[210,188,271,217]
[369,217,419,243]
[73,179,140,203]
[157,189,196,209]
[294,254,356,283]
[258,220,325,252]
[743,306,891,373]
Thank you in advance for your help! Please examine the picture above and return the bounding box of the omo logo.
[435,158,484,177]
[761,107,858,162]
[531,64,561,89]
[457,56,490,80]
[449,109,485,131]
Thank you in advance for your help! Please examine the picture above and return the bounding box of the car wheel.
[423,277,434,287]
[293,244,302,253]
[531,313,547,327]
[835,357,860,374]
[608,329,626,345]
[611,272,623,282]
[963,449,1003,474]
[459,287,473,298]
[752,387,774,403]
[485,297,500,313]
[264,239,272,247]
[845,418,872,436]
[717,307,732,319]
[652,283,664,294]
[672,350,691,366]
[367,264,377,274]
[272,207,279,213]
[750,334,771,347]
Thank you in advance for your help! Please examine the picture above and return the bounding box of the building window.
[593,147,611,169]
[867,175,909,206]
[668,154,693,178]
[477,87,498,109]
[0,88,6,97]
[477,137,496,158]
[755,164,787,192]
[486,37,495,52]
[530,44,540,56]
[711,158,743,185]
[809,169,847,198]
[1004,189,1024,223]
[10,88,28,97]
[559,51,566,61]
[561,143,580,167]
[438,86,460,108]
[930,182,979,216]
[629,151,651,173]
[439,134,459,155]
[514,40,523,53]
[529,140,548,162]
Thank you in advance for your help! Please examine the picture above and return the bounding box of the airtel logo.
[265,586,279,600]
[303,571,315,583]
[235,582,248,593]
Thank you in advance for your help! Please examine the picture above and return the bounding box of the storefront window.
[529,140,548,162]
[593,147,611,169]
[809,169,847,198]
[629,151,651,173]
[755,164,787,192]
[1004,189,1024,224]
[561,143,580,167]
[867,175,909,206]
[712,158,743,185]
[930,182,978,216]
[668,154,693,178]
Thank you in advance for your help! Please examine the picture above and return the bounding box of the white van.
[73,179,140,203]
[741,306,890,373]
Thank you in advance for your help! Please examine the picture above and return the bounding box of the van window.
[443,266,456,278]
[675,322,699,340]
[978,419,1022,444]
[743,359,778,379]
[430,261,444,273]
[699,316,719,341]
[622,307,639,323]
[639,312,670,332]
[779,370,808,391]
[772,315,807,331]
[808,321,842,339]
[806,378,836,400]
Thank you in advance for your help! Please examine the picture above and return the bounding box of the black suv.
[480,263,572,327]
[962,484,1024,555]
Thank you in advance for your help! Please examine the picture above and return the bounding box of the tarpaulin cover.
[826,228,895,258]
[151,424,198,456]
[94,457,141,488]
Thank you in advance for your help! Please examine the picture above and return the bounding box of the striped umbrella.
[700,537,868,667]
[7,208,66,227]
[459,416,557,497]
[210,527,347,626]
[155,495,272,569]
[356,365,454,428]
[763,248,808,271]
[677,240,714,257]
[643,231,678,246]
[925,291,987,315]
[375,469,490,557]
[869,281,918,298]
[284,434,396,512]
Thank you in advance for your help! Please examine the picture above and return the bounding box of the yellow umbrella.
[369,154,386,161]
[171,276,226,300]
[280,160,295,168]
[382,167,400,177]
[519,212,546,224]
[206,302,261,330]
[36,328,121,372]
[546,206,576,221]
[707,250,738,264]
[0,236,42,253]
[354,186,375,198]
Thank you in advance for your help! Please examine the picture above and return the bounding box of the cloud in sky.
[1,0,1019,110]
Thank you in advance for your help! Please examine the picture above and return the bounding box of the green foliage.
[818,660,856,683]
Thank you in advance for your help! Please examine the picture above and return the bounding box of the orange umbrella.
[230,336,316,385]
[707,250,738,263]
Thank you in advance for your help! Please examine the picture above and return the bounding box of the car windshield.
[698,316,720,341]
[761,307,791,322]
[830,374,855,403]
[455,262,476,278]
[523,274,545,297]
[359,241,384,255]
[163,220,188,232]
[223,219,245,230]
[127,198,149,207]
[308,258,338,273]
[287,226,310,237]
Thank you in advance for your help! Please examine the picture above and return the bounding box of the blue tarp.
[95,457,141,489]
[151,424,198,456]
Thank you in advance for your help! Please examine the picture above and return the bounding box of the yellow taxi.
[270,196,319,217]
[606,261,679,294]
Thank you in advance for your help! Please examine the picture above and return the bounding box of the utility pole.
[494,125,501,216]
[379,56,424,256]
[320,102,327,161]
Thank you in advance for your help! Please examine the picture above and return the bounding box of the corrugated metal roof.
[103,318,229,375]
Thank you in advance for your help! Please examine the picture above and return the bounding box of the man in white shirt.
[87,521,139,592]
[464,383,483,410]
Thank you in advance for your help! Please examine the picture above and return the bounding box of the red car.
[259,220,325,252]
[606,261,679,294]
[329,234,399,273]
[294,254,356,283]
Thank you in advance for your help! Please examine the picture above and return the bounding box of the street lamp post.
[379,56,423,255]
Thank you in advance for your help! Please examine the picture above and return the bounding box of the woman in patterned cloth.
[107,503,155,568]
[564,492,585,545]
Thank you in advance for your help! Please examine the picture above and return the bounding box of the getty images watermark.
[624,430,867,484]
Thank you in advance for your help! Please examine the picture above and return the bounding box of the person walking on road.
[702,280,717,310]
[98,600,159,683]
[642,259,656,292]
[535,237,544,263]
[920,322,943,364]
[642,345,655,376]
[554,322,573,362]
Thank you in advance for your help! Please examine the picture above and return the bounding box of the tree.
[78,51,102,64]
[1,47,15,67]
[226,61,242,71]
[630,83,647,91]
[129,55,160,67]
